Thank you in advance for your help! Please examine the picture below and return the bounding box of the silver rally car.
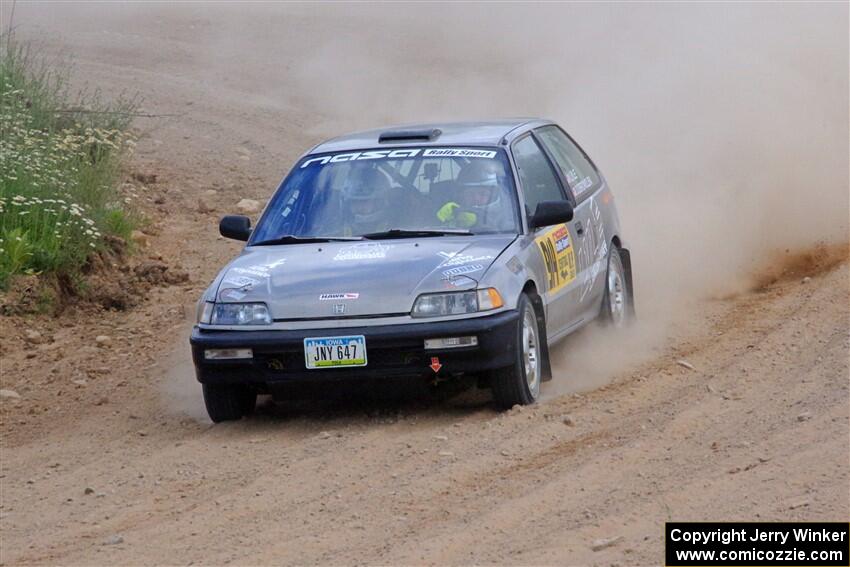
[190,119,634,422]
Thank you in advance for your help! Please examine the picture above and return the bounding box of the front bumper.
[190,310,519,385]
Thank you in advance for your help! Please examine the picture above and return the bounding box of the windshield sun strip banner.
[300,148,498,168]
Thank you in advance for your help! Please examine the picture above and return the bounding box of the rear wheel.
[601,247,631,328]
[202,383,257,423]
[491,293,542,409]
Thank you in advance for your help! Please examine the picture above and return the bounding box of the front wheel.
[601,247,632,328]
[490,293,542,409]
[202,383,257,423]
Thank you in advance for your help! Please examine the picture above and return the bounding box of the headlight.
[411,288,504,318]
[209,302,271,325]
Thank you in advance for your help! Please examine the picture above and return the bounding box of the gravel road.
[1,4,847,566]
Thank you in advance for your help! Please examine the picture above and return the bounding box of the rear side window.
[535,126,600,201]
[512,135,566,217]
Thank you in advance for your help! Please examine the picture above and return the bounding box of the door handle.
[575,221,584,236]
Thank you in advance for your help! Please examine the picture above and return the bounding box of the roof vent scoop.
[378,128,442,143]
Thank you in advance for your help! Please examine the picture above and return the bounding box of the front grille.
[272,312,409,323]
[257,348,425,373]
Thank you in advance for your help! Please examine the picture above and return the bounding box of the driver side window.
[512,135,566,219]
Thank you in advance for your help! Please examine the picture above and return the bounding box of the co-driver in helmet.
[436,159,512,231]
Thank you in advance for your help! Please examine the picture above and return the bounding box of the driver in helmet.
[342,167,392,236]
[436,159,511,231]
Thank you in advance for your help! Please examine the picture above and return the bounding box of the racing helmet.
[457,159,505,212]
[342,167,391,224]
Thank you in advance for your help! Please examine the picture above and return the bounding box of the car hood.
[214,235,516,320]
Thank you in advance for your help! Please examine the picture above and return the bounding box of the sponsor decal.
[442,274,477,288]
[506,256,523,274]
[319,293,360,301]
[553,225,571,253]
[572,176,594,196]
[229,258,286,280]
[422,148,497,158]
[442,264,484,278]
[578,198,608,302]
[565,168,593,197]
[232,265,271,278]
[536,223,577,294]
[301,149,421,168]
[218,288,247,301]
[437,251,493,266]
[333,242,392,261]
[220,271,266,301]
[221,275,259,288]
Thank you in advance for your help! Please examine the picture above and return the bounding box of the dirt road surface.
[1,5,848,566]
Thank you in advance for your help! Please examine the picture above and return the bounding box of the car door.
[534,125,608,320]
[511,133,584,335]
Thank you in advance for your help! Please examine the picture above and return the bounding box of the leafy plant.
[0,41,140,289]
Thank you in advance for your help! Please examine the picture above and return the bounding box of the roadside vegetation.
[0,41,139,292]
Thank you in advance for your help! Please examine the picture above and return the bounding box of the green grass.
[0,42,139,289]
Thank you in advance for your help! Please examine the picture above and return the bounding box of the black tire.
[600,246,632,328]
[202,383,256,423]
[491,293,543,409]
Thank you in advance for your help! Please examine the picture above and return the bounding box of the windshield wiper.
[361,228,473,240]
[251,235,363,246]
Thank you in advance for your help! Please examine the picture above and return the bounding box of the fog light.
[423,336,478,350]
[205,348,253,360]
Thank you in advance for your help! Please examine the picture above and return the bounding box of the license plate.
[304,335,367,369]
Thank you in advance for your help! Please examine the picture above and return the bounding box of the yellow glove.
[437,202,459,222]
[456,211,477,228]
[437,202,477,228]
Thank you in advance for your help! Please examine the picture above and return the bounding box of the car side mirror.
[219,215,252,241]
[529,201,574,230]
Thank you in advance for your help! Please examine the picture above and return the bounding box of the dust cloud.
[159,335,210,422]
[280,3,849,392]
[279,3,848,392]
[282,3,849,301]
[14,3,849,396]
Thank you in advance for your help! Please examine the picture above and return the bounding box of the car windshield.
[250,147,520,243]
